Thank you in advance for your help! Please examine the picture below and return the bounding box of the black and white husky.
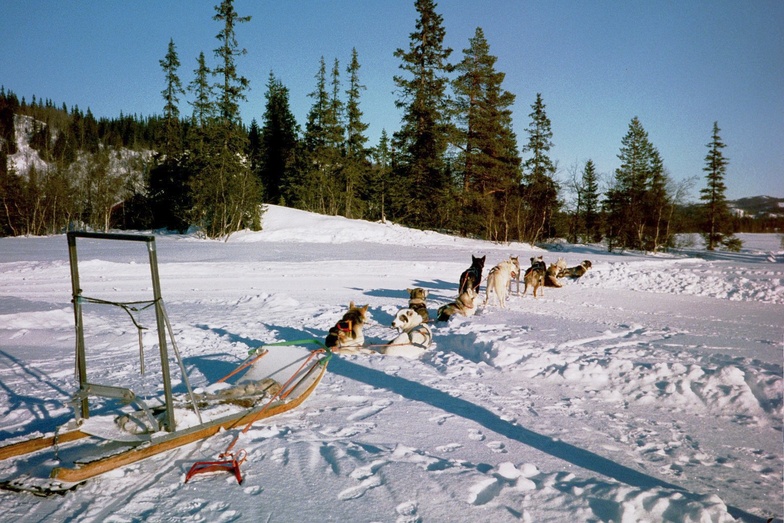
[380,308,433,358]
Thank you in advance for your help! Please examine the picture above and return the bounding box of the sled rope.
[75,295,158,375]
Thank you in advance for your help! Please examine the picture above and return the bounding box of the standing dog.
[406,287,429,323]
[437,287,480,321]
[523,256,546,298]
[381,308,434,358]
[459,255,485,295]
[485,259,518,307]
[562,260,592,278]
[545,257,567,287]
[325,302,369,352]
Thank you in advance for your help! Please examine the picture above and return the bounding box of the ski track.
[0,222,782,522]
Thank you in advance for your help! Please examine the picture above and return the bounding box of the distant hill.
[728,196,784,218]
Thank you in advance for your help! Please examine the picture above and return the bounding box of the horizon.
[2,1,782,201]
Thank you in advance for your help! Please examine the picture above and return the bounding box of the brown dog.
[523,256,546,298]
[325,302,369,352]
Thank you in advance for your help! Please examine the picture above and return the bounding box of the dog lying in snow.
[406,287,430,323]
[561,260,592,278]
[523,256,546,298]
[485,258,518,307]
[437,286,480,321]
[325,302,370,353]
[459,255,485,295]
[545,257,567,287]
[379,308,433,358]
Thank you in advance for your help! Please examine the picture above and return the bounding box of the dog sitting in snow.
[437,286,480,321]
[484,258,518,307]
[561,260,592,279]
[325,302,369,353]
[406,287,430,323]
[379,308,433,358]
[545,257,567,287]
[459,255,485,295]
[523,256,546,298]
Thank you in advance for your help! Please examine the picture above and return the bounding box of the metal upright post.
[67,232,89,419]
[147,239,176,432]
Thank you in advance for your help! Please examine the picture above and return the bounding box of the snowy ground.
[0,205,781,522]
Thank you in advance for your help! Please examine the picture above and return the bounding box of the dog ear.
[360,304,369,313]
[349,301,355,309]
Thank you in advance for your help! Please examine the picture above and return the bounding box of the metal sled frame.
[67,231,177,432]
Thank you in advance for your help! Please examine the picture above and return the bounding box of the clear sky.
[2,0,782,201]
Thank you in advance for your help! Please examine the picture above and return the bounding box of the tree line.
[1,0,755,250]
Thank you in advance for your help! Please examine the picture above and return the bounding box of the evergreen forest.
[1,0,778,249]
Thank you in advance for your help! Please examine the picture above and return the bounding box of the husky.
[437,287,480,321]
[325,302,370,353]
[459,255,485,295]
[562,260,592,278]
[406,287,430,323]
[523,256,546,298]
[485,259,518,307]
[380,308,434,358]
[545,257,567,287]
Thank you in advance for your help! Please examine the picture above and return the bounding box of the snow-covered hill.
[0,206,781,522]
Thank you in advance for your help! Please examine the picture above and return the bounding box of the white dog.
[485,259,518,307]
[380,308,433,358]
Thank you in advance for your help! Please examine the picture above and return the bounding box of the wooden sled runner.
[0,232,331,495]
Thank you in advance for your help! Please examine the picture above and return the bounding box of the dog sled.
[0,232,331,495]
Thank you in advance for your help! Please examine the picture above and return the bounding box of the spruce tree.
[159,38,185,160]
[298,57,335,213]
[258,73,299,205]
[452,27,521,240]
[392,0,453,228]
[700,121,738,250]
[520,93,559,244]
[604,117,656,251]
[368,129,392,222]
[344,48,370,219]
[579,159,601,243]
[189,0,262,238]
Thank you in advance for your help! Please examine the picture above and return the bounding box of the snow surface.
[0,205,781,522]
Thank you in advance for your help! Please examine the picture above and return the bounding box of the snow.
[0,205,782,522]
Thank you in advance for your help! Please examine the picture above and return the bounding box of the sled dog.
[545,257,567,287]
[325,302,370,353]
[406,287,430,323]
[562,260,592,278]
[381,308,434,358]
[485,259,518,307]
[459,255,486,295]
[437,287,480,321]
[523,256,546,298]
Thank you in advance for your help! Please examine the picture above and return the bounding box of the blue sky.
[2,0,782,200]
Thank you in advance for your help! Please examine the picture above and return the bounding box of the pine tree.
[392,0,453,228]
[258,73,299,205]
[159,38,185,160]
[604,117,657,251]
[367,129,392,222]
[188,52,214,129]
[520,93,559,244]
[700,121,739,250]
[344,48,370,219]
[212,0,250,124]
[189,0,262,238]
[452,27,521,240]
[579,159,601,243]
